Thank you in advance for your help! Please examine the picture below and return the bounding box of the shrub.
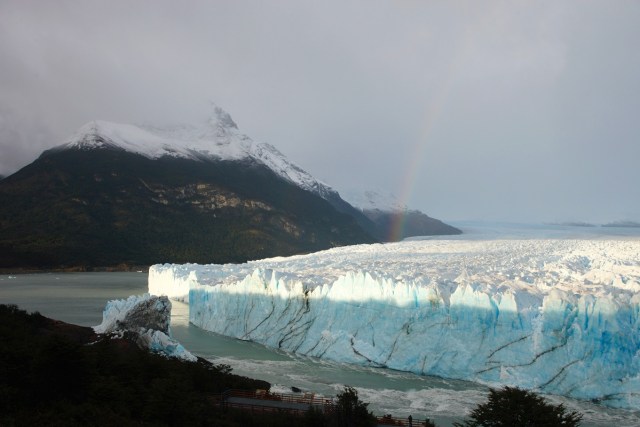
[330,386,377,427]
[454,386,582,427]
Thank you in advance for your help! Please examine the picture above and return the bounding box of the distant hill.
[343,189,462,240]
[363,209,462,240]
[602,220,640,228]
[0,107,376,269]
[545,221,597,227]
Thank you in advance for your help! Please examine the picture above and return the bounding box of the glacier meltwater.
[149,239,640,409]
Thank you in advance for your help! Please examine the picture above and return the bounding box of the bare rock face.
[94,294,171,335]
[94,294,196,361]
[114,296,171,334]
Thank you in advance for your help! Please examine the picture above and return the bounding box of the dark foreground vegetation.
[0,304,415,426]
[0,304,275,426]
[0,304,582,426]
[454,386,583,427]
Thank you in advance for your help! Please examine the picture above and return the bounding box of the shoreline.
[0,265,150,274]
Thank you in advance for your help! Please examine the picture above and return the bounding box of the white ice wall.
[148,263,197,301]
[149,239,640,409]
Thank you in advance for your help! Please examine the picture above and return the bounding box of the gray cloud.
[1,0,639,223]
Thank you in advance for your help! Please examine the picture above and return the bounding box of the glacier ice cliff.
[95,294,196,361]
[149,239,640,408]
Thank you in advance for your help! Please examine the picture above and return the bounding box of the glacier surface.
[149,239,640,408]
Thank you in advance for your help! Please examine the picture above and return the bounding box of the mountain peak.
[68,120,124,150]
[209,103,238,131]
[53,105,338,202]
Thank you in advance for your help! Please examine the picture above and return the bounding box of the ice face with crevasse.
[149,239,640,408]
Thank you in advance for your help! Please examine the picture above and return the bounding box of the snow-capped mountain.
[0,104,461,268]
[58,105,336,201]
[53,105,459,241]
[0,106,377,269]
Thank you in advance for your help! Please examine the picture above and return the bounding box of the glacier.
[149,239,640,408]
[95,293,196,361]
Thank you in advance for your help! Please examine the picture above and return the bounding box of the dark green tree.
[423,418,437,427]
[454,386,582,427]
[304,406,328,427]
[330,386,377,427]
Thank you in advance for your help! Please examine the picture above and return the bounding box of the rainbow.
[389,17,480,241]
[388,74,456,241]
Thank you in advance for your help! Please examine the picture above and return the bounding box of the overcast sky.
[1,1,639,223]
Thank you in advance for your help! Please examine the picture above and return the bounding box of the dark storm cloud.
[1,0,639,223]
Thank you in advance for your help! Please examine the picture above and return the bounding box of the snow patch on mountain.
[342,189,407,212]
[59,105,335,199]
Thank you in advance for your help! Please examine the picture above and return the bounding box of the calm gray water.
[2,270,639,426]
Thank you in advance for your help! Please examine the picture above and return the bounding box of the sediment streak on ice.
[149,239,640,408]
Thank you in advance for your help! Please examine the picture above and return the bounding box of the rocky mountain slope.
[0,107,376,269]
[343,189,461,240]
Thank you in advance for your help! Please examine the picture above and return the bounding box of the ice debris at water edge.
[149,239,640,408]
[95,293,196,361]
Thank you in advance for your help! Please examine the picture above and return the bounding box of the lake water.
[2,223,640,426]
